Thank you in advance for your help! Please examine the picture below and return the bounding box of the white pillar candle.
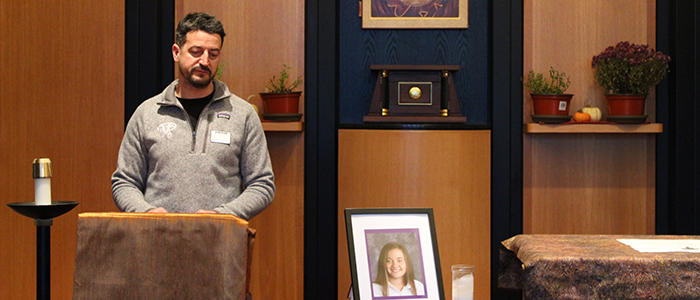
[33,158,52,205]
[452,274,474,300]
[35,178,52,205]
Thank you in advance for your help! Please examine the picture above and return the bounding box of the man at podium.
[111,12,275,220]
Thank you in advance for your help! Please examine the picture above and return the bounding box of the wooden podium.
[73,213,255,300]
[363,65,466,123]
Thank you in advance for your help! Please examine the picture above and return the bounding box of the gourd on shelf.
[581,105,601,121]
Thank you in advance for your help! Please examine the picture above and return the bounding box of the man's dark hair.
[175,12,226,47]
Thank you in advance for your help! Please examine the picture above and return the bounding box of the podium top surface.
[78,212,249,226]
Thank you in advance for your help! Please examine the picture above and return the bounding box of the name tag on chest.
[210,131,231,145]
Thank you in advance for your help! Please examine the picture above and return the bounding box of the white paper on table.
[617,239,700,253]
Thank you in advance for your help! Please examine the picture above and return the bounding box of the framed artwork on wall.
[345,208,445,300]
[362,0,468,29]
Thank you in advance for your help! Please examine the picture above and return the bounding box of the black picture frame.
[345,208,445,300]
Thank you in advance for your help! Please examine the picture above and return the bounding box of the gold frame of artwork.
[362,0,468,29]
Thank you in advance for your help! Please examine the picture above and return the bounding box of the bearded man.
[111,12,275,220]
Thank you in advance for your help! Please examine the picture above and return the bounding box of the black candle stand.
[7,201,79,300]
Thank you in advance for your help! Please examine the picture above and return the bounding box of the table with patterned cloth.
[498,234,700,299]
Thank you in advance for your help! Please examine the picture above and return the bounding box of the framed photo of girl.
[345,208,445,300]
[361,0,468,29]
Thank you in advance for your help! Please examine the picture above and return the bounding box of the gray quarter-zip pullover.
[111,79,275,220]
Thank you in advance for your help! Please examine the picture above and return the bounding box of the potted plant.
[259,64,303,115]
[591,41,671,117]
[523,67,573,118]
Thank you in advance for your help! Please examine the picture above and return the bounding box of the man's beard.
[181,65,214,89]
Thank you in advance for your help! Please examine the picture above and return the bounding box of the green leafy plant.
[592,41,671,95]
[215,62,226,80]
[266,64,303,93]
[523,67,571,95]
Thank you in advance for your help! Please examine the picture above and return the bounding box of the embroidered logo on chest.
[157,122,177,138]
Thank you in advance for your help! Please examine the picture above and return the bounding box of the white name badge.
[210,131,231,145]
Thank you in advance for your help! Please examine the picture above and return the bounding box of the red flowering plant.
[591,41,671,95]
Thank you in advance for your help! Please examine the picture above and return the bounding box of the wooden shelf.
[525,123,663,134]
[262,121,303,132]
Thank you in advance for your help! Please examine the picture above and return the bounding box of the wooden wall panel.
[175,1,305,116]
[524,134,656,234]
[0,1,125,299]
[337,130,491,300]
[523,1,657,235]
[174,2,305,299]
[249,132,304,300]
[523,0,656,120]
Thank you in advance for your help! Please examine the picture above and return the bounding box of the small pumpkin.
[581,105,602,121]
[573,110,591,122]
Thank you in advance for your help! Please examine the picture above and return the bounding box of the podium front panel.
[73,213,252,300]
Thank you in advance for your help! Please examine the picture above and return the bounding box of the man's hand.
[147,207,168,213]
[195,209,217,214]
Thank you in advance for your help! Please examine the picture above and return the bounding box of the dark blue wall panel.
[339,0,489,124]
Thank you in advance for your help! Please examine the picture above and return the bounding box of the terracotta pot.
[605,94,647,116]
[260,91,302,114]
[531,94,573,115]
